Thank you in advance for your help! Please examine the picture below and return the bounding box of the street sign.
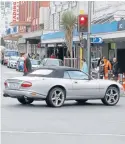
[91,37,103,44]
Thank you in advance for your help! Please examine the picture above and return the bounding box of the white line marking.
[1,131,125,137]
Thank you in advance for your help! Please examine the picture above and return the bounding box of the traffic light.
[78,14,88,32]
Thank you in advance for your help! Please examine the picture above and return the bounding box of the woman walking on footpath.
[81,59,88,74]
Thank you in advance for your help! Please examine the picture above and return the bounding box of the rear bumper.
[3,89,46,100]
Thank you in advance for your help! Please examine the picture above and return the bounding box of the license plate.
[9,83,19,89]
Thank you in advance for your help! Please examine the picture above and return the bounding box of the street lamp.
[87,1,92,76]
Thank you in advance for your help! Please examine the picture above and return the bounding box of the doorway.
[117,49,125,73]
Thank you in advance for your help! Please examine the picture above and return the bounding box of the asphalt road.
[1,65,125,144]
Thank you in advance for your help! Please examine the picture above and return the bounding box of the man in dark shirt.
[23,53,32,76]
[112,58,119,81]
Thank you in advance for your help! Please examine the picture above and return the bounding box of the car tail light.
[4,81,8,87]
[21,81,32,87]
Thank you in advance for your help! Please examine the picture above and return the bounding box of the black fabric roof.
[27,66,79,78]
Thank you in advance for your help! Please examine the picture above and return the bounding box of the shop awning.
[3,33,22,41]
[10,21,31,26]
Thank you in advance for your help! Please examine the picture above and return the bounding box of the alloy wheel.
[105,88,119,105]
[51,89,65,107]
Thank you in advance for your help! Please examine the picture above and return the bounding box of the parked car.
[3,66,124,107]
[2,49,19,65]
[16,57,24,71]
[40,58,63,67]
[16,58,41,71]
[7,56,19,68]
[30,59,41,70]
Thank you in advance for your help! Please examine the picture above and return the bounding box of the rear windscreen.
[27,69,53,77]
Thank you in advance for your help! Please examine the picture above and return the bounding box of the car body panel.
[4,74,124,100]
[71,79,100,98]
[3,66,124,102]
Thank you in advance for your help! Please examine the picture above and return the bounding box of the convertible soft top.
[27,66,80,78]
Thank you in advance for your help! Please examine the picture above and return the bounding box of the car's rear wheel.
[46,87,66,107]
[101,86,120,106]
[76,99,88,104]
[17,97,34,104]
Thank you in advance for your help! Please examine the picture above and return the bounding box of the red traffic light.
[78,14,88,26]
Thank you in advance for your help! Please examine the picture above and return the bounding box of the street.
[1,65,125,144]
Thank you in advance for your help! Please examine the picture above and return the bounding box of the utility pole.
[87,1,92,76]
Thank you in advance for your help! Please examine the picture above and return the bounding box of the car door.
[67,70,100,98]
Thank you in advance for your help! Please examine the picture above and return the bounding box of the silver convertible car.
[3,66,124,107]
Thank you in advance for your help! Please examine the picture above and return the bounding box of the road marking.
[1,131,125,137]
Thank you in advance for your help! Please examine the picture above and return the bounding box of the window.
[5,2,10,8]
[63,71,70,79]
[46,59,59,66]
[31,60,40,65]
[40,59,46,66]
[30,69,53,75]
[4,51,19,57]
[67,71,89,80]
[10,57,19,61]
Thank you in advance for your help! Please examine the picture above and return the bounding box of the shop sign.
[48,44,55,47]
[18,38,26,44]
[13,1,19,22]
[117,20,125,31]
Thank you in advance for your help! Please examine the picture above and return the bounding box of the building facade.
[4,1,125,68]
[0,1,12,36]
[4,1,50,54]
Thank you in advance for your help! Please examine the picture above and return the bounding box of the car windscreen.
[46,59,59,66]
[4,51,19,57]
[31,60,40,65]
[10,57,19,61]
[27,69,53,77]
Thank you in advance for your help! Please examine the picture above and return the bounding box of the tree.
[60,10,77,67]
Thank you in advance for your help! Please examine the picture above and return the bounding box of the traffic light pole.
[87,1,92,76]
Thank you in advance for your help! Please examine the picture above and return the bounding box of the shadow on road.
[2,101,121,109]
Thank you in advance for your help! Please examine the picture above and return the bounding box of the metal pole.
[87,1,92,76]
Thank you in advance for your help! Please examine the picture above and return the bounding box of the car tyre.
[101,86,120,106]
[17,97,34,104]
[76,99,88,104]
[46,87,66,107]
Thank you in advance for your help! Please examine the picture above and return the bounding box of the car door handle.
[74,81,78,84]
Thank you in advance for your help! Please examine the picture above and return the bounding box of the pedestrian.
[97,56,104,67]
[23,53,32,76]
[99,60,105,79]
[103,57,112,80]
[36,53,39,60]
[32,53,35,59]
[112,57,119,81]
[81,59,88,74]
